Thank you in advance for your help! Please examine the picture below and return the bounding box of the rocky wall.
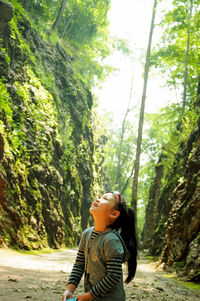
[0,1,103,249]
[143,117,200,281]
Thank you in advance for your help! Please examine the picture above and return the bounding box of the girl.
[62,191,138,301]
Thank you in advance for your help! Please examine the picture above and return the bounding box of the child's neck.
[94,221,110,233]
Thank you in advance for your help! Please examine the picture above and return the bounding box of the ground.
[0,248,199,301]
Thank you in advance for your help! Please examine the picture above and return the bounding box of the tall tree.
[131,0,158,217]
[116,68,134,191]
[104,118,137,198]
[51,0,67,31]
[183,0,193,112]
[150,0,200,104]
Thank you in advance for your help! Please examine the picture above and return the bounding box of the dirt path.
[0,248,199,301]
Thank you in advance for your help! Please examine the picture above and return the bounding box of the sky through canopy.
[93,0,180,128]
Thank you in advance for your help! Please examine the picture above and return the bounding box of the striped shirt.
[68,230,123,298]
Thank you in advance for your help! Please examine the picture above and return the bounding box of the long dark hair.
[110,191,138,284]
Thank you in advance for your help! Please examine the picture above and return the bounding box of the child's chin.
[89,207,96,214]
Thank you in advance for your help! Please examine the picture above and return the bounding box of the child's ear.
[110,210,120,220]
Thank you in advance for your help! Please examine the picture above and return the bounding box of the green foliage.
[144,103,182,160]
[10,0,113,87]
[0,47,11,64]
[61,0,110,44]
[104,117,137,199]
[0,79,13,123]
[137,199,146,239]
[112,37,132,56]
[9,15,31,55]
[143,100,199,189]
[15,0,53,24]
[150,0,200,102]
[12,67,60,165]
[164,273,200,295]
[0,81,16,160]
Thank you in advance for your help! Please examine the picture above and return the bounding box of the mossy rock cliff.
[143,116,200,282]
[0,1,105,249]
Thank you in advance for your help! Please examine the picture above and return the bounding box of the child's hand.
[62,283,76,300]
[77,292,93,301]
[62,289,73,300]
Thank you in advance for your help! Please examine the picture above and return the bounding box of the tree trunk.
[197,74,200,96]
[121,164,134,194]
[61,13,73,39]
[131,0,157,218]
[116,69,134,191]
[182,0,193,112]
[23,0,28,9]
[51,0,67,31]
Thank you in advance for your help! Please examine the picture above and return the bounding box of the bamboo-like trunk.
[131,0,157,218]
[116,68,134,191]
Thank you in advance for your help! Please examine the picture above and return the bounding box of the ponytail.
[110,197,138,284]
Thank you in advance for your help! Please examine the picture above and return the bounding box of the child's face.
[89,192,118,222]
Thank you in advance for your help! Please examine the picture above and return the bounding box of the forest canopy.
[15,0,118,86]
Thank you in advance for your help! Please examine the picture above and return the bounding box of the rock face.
[143,116,200,281]
[142,154,165,253]
[0,2,105,249]
[0,0,13,35]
